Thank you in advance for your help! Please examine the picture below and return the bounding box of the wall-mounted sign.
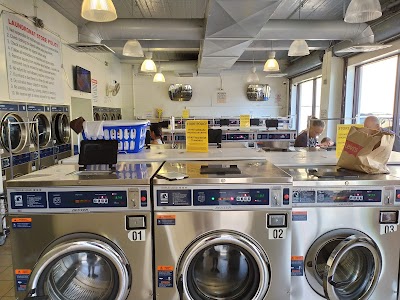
[217,90,227,103]
[3,12,63,103]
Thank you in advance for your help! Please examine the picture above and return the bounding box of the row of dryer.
[6,160,400,300]
[93,106,122,121]
[0,101,72,183]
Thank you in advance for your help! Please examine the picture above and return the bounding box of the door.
[25,236,131,300]
[31,113,51,148]
[177,231,270,300]
[52,113,70,144]
[1,113,27,153]
[305,229,382,300]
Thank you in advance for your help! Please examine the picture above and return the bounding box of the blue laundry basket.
[82,120,149,153]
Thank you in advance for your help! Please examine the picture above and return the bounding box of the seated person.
[150,123,163,144]
[364,115,400,152]
[320,137,334,148]
[294,119,325,147]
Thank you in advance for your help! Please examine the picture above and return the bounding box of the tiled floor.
[0,235,15,300]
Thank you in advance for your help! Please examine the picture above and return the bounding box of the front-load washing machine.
[7,161,162,300]
[93,106,101,121]
[153,160,293,300]
[283,166,400,300]
[0,101,30,182]
[51,105,71,163]
[27,103,54,170]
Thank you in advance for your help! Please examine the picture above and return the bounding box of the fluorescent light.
[141,52,157,72]
[288,39,310,57]
[263,51,280,72]
[123,40,144,57]
[81,0,117,22]
[247,66,259,83]
[345,0,382,23]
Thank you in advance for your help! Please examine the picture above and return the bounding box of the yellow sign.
[186,120,208,152]
[240,115,251,128]
[336,124,363,158]
[182,109,190,119]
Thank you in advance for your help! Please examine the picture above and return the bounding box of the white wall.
[0,0,126,112]
[133,72,289,118]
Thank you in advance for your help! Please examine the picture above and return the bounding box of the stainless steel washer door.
[26,238,131,300]
[1,113,27,153]
[31,113,51,148]
[52,113,70,144]
[305,229,382,300]
[177,231,270,300]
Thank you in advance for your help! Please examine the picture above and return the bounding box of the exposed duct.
[258,20,372,41]
[79,19,204,43]
[333,11,400,55]
[284,51,324,79]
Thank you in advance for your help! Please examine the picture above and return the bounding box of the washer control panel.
[155,185,291,209]
[7,186,150,213]
[292,186,393,206]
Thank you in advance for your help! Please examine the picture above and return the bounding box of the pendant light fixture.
[81,0,117,22]
[264,52,280,72]
[153,59,165,82]
[247,51,259,83]
[141,52,157,73]
[264,42,280,72]
[123,40,144,57]
[344,0,382,23]
[288,0,310,57]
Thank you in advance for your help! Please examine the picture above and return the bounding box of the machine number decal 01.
[268,228,287,240]
[380,224,398,235]
[128,230,146,241]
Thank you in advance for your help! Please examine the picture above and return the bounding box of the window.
[354,56,399,130]
[297,77,322,131]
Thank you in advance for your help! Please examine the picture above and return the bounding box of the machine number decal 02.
[268,228,287,240]
[380,224,398,235]
[128,230,146,241]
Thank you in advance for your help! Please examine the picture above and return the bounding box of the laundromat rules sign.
[186,120,208,153]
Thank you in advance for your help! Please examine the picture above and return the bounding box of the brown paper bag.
[337,126,395,174]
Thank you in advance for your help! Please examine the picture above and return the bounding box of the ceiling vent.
[68,42,115,53]
[335,43,391,53]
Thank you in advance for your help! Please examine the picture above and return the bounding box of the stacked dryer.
[283,166,400,300]
[0,101,30,181]
[51,105,71,163]
[27,103,54,170]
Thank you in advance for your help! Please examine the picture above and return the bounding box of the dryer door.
[323,235,382,300]
[25,238,131,300]
[177,231,270,300]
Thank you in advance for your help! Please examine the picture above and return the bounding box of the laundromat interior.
[1,0,400,299]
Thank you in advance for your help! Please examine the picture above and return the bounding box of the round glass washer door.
[1,113,27,153]
[26,238,131,300]
[177,231,270,300]
[31,113,51,148]
[305,229,382,300]
[52,113,70,144]
[94,112,101,121]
